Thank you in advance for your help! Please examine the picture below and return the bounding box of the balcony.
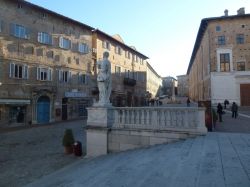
[123,77,136,86]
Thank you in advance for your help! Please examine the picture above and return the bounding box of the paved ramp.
[26,132,250,187]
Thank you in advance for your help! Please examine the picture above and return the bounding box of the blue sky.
[27,0,250,77]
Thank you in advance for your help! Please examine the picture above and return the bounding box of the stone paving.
[214,109,250,133]
[1,105,250,187]
[26,132,250,187]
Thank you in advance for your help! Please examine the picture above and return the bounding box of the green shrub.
[62,129,75,147]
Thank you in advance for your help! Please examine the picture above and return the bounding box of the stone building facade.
[146,62,162,99]
[187,9,250,106]
[162,76,177,99]
[177,74,188,97]
[92,30,148,107]
[0,0,94,127]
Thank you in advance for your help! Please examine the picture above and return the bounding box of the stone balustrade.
[87,106,207,157]
[112,107,206,133]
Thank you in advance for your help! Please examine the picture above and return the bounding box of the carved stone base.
[86,106,114,157]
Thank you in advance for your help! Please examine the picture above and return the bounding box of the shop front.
[61,91,92,121]
[0,99,30,127]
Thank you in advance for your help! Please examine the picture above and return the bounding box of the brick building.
[187,8,250,106]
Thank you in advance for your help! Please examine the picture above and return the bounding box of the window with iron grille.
[218,36,225,45]
[237,61,245,71]
[220,53,230,72]
[236,34,244,44]
[216,26,221,32]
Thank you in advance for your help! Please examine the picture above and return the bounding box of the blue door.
[37,96,50,124]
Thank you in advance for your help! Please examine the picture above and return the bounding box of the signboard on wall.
[64,92,86,98]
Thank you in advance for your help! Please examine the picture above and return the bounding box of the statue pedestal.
[86,106,113,157]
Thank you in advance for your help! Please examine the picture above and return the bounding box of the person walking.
[231,102,238,118]
[224,99,229,109]
[217,103,223,122]
[186,97,191,107]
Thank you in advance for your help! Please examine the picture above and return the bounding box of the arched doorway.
[37,96,50,124]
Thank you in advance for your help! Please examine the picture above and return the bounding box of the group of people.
[217,100,238,122]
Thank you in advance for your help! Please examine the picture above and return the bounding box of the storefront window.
[9,106,25,123]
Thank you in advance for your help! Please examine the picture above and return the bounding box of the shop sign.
[65,92,86,98]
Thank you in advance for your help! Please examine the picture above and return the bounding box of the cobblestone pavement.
[0,120,86,187]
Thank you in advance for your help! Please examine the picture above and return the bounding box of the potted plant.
[62,129,75,154]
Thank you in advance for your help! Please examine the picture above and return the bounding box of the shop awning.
[0,99,30,105]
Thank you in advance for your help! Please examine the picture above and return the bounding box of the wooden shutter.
[58,70,62,82]
[23,65,28,79]
[9,63,14,78]
[37,67,40,80]
[10,23,15,36]
[59,37,63,48]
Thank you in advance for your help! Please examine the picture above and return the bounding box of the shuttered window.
[37,67,52,81]
[38,32,52,45]
[59,37,71,49]
[10,23,30,39]
[78,43,89,54]
[58,70,71,83]
[9,63,28,79]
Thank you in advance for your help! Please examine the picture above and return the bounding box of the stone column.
[86,106,114,157]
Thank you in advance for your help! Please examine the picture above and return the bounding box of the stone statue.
[96,51,112,106]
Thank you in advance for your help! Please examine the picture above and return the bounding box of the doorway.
[37,96,50,124]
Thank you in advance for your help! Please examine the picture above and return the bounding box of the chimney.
[224,9,228,16]
[237,7,245,15]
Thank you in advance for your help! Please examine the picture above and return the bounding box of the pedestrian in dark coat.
[217,103,223,122]
[231,102,238,118]
[186,97,191,107]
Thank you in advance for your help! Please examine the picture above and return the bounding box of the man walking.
[231,102,238,118]
[217,103,223,122]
